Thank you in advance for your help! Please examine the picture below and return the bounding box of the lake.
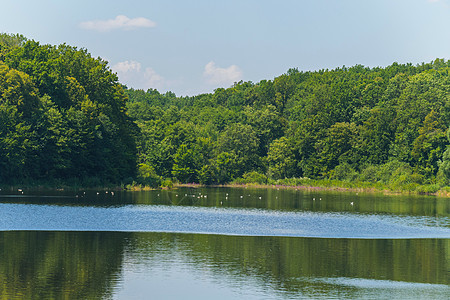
[0,187,449,299]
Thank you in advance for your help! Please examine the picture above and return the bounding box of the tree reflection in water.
[0,231,448,299]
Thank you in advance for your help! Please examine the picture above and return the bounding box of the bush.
[358,164,380,182]
[390,172,423,191]
[329,163,358,181]
[137,164,161,188]
[377,160,412,183]
[234,171,268,184]
[415,184,440,194]
[161,179,173,188]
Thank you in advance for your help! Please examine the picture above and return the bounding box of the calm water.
[0,187,449,299]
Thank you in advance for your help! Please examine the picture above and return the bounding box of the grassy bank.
[3,176,450,197]
[174,177,450,197]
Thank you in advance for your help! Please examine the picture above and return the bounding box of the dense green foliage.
[0,34,136,184]
[126,59,450,191]
[3,33,450,191]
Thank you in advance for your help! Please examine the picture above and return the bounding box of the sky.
[1,0,450,96]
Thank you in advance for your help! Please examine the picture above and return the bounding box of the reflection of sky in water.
[1,190,448,299]
[116,240,450,300]
[1,203,449,238]
[300,277,450,300]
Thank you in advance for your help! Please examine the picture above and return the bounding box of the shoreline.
[2,180,449,197]
[173,182,447,197]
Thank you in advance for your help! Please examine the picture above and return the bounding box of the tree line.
[127,59,450,192]
[2,33,450,191]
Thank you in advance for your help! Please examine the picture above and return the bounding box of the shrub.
[358,164,380,182]
[376,160,412,183]
[137,164,161,188]
[161,179,173,189]
[235,171,268,184]
[329,163,358,181]
[415,184,440,194]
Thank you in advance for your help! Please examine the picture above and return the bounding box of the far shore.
[173,182,450,198]
[2,180,450,198]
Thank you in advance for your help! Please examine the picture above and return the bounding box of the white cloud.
[143,67,164,88]
[112,60,164,90]
[80,15,156,32]
[203,61,243,86]
[112,60,141,73]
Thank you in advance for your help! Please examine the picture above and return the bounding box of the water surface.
[0,203,449,239]
[0,187,448,299]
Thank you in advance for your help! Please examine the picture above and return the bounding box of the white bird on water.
[350,202,354,206]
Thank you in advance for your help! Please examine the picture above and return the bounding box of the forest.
[2,33,450,193]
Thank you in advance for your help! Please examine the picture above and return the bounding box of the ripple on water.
[0,203,449,239]
[299,277,450,300]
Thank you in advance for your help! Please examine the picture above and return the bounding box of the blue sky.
[1,0,449,96]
